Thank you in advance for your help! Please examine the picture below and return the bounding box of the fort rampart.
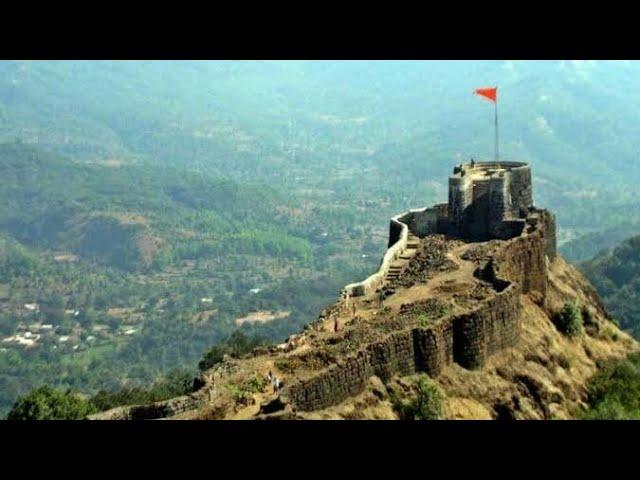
[89,162,557,419]
[342,162,552,300]
[342,212,411,297]
[342,205,448,298]
[282,208,556,412]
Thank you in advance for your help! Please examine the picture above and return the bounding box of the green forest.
[580,235,640,338]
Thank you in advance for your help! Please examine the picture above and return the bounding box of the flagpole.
[474,86,499,161]
[495,90,499,162]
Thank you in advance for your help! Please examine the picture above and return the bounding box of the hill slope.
[580,235,640,338]
[264,258,636,420]
[90,231,638,420]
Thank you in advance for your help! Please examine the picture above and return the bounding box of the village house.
[24,303,39,312]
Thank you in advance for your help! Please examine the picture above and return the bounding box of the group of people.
[267,371,282,394]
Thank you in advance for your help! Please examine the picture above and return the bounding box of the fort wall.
[90,161,558,419]
[395,203,449,241]
[452,282,520,369]
[284,273,522,412]
[343,213,411,297]
[283,322,455,412]
[343,204,451,298]
[282,196,556,412]
[343,161,538,299]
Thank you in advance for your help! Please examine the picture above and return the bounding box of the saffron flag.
[474,87,497,102]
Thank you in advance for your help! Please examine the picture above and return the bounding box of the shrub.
[416,314,430,327]
[394,375,444,420]
[557,353,572,370]
[274,358,294,374]
[246,374,268,394]
[226,383,252,406]
[553,301,583,337]
[581,306,597,327]
[581,306,600,337]
[583,397,637,420]
[198,345,226,371]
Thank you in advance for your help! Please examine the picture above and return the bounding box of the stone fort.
[343,161,555,298]
[90,160,559,419]
[276,160,558,413]
[449,161,534,240]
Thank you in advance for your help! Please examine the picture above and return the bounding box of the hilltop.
[90,161,638,420]
[92,228,636,420]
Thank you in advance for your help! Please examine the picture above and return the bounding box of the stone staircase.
[384,234,420,283]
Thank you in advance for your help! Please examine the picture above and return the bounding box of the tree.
[582,353,640,419]
[0,314,19,336]
[393,375,444,420]
[7,386,95,420]
[198,330,263,371]
[77,308,96,328]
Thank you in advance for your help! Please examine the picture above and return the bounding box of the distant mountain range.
[3,60,640,245]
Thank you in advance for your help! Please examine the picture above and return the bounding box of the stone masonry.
[282,161,557,412]
[344,161,554,299]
